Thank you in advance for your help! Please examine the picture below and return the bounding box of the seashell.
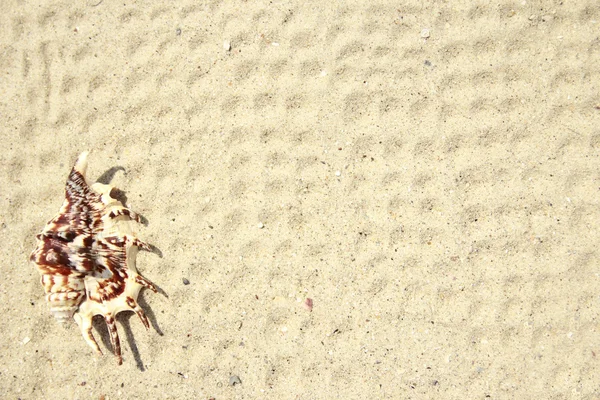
[30,151,158,364]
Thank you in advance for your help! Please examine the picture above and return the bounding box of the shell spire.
[65,151,91,203]
[73,151,89,175]
[30,151,159,365]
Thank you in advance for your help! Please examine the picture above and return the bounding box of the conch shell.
[30,152,158,364]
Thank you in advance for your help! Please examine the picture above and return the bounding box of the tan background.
[1,0,599,398]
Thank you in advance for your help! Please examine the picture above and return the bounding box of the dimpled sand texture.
[1,0,600,398]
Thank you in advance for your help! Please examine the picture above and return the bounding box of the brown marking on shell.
[108,208,142,223]
[30,151,158,364]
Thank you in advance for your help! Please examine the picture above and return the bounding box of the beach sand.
[1,0,599,398]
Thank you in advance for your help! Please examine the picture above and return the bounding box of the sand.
[1,0,599,398]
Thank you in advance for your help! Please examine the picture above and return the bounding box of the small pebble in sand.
[229,375,242,386]
[224,40,231,51]
[420,28,430,38]
[258,222,264,229]
[335,171,341,177]
[182,278,190,285]
[22,336,31,345]
[303,298,313,312]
